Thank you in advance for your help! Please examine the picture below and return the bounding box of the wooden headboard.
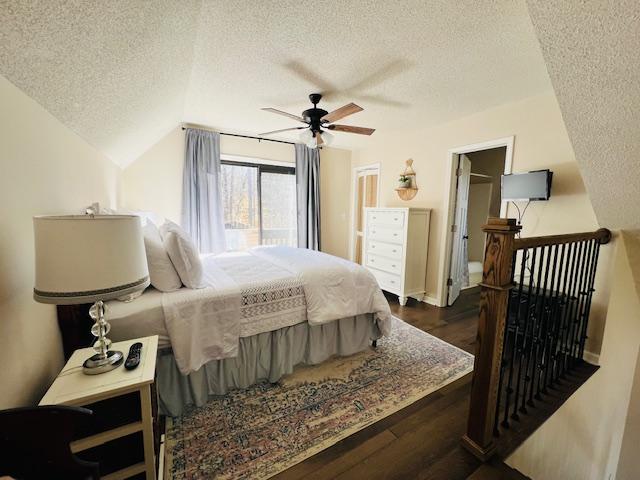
[56,304,94,360]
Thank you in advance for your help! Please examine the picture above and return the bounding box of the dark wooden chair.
[0,405,99,480]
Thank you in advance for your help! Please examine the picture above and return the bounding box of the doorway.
[443,137,514,306]
[351,164,380,264]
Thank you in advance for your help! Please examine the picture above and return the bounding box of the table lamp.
[33,215,149,374]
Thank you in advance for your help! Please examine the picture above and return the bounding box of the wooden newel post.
[462,218,521,460]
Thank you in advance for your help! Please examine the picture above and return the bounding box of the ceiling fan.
[260,93,375,148]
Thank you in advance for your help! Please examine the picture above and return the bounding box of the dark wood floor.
[272,287,598,480]
[273,288,483,480]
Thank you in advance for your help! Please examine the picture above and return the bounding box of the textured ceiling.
[527,0,640,230]
[0,0,201,165]
[1,0,552,166]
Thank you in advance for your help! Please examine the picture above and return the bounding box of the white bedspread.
[251,246,391,335]
[162,247,392,375]
[162,256,241,374]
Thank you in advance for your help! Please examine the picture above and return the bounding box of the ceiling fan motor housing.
[303,108,328,133]
[303,93,328,133]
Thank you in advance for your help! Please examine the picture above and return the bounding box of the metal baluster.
[579,240,601,360]
[571,240,593,367]
[579,239,598,359]
[517,248,537,415]
[533,244,553,400]
[557,243,576,379]
[525,246,546,407]
[493,252,518,437]
[547,243,567,387]
[565,242,582,372]
[540,244,560,393]
[494,251,518,434]
[499,250,527,426]
[568,242,588,368]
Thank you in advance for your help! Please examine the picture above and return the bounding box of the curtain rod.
[181,123,296,146]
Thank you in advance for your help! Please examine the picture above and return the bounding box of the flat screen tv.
[501,169,553,202]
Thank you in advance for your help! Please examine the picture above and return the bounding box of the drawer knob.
[372,245,376,248]
[392,264,396,268]
[390,280,395,284]
[394,218,398,221]
[392,249,397,253]
[393,233,398,236]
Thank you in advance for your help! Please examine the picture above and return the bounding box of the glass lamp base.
[83,350,124,375]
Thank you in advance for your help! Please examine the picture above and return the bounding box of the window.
[220,159,297,251]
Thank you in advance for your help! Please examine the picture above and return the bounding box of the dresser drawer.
[368,225,403,245]
[369,268,402,291]
[366,253,402,275]
[367,210,405,228]
[367,240,402,259]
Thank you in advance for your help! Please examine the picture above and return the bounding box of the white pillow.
[143,222,183,292]
[159,220,205,289]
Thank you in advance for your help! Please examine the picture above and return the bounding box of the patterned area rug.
[164,316,474,479]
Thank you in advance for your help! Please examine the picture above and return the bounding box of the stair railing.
[461,217,611,460]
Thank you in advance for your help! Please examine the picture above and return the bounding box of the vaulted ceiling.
[1,0,552,167]
[526,0,640,229]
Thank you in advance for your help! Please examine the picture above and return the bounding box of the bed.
[105,247,392,416]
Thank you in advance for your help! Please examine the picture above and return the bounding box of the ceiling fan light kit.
[260,93,375,149]
[396,159,418,201]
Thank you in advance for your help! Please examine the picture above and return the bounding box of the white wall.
[0,74,121,408]
[617,344,640,479]
[121,127,352,258]
[351,92,611,354]
[319,147,351,259]
[507,232,640,480]
[121,127,296,224]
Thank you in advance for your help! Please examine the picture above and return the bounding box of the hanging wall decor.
[396,159,418,201]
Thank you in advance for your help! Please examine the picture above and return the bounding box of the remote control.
[124,342,143,370]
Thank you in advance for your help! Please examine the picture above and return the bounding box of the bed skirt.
[156,313,381,416]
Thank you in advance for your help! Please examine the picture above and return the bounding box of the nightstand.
[41,336,159,480]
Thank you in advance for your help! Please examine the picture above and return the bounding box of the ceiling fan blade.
[316,133,324,146]
[352,93,410,108]
[346,59,412,92]
[260,126,306,136]
[326,124,375,135]
[261,108,306,123]
[283,61,338,96]
[321,103,363,123]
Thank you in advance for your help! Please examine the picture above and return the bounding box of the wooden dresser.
[363,207,431,305]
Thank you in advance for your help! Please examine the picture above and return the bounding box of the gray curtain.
[295,144,321,250]
[182,128,226,254]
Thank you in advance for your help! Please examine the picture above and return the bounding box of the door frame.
[438,136,514,307]
[349,163,381,262]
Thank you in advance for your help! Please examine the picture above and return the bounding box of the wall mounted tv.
[501,169,553,202]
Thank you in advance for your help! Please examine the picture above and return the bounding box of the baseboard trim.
[461,434,496,462]
[583,350,600,365]
[422,295,440,306]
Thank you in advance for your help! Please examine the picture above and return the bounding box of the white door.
[448,154,471,305]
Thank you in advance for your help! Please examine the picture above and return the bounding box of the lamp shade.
[320,130,333,146]
[33,215,150,304]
